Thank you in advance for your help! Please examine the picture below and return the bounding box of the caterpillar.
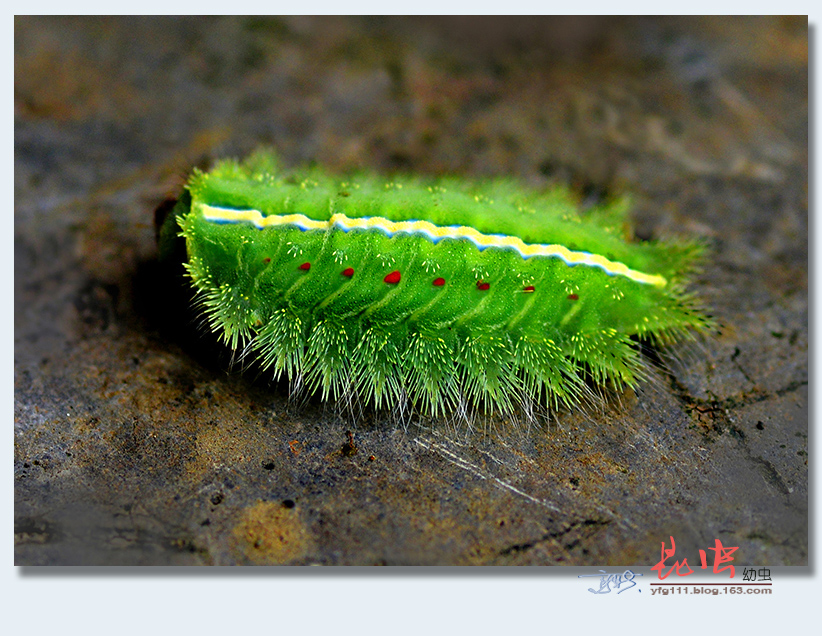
[158,150,711,420]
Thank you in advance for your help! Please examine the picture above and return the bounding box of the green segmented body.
[161,151,710,417]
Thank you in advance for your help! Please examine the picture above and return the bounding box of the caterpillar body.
[158,151,710,419]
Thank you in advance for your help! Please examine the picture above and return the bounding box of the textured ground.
[14,16,807,565]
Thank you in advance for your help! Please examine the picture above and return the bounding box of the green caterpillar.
[158,150,710,419]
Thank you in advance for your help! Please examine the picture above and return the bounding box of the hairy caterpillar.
[158,151,710,419]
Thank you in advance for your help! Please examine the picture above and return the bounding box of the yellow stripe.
[199,204,667,287]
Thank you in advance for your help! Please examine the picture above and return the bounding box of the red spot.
[342,267,354,277]
[263,257,271,264]
[476,281,490,291]
[523,285,535,293]
[298,262,311,271]
[384,270,401,284]
[567,293,579,301]
[433,277,446,287]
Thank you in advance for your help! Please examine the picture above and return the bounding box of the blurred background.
[15,16,807,565]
